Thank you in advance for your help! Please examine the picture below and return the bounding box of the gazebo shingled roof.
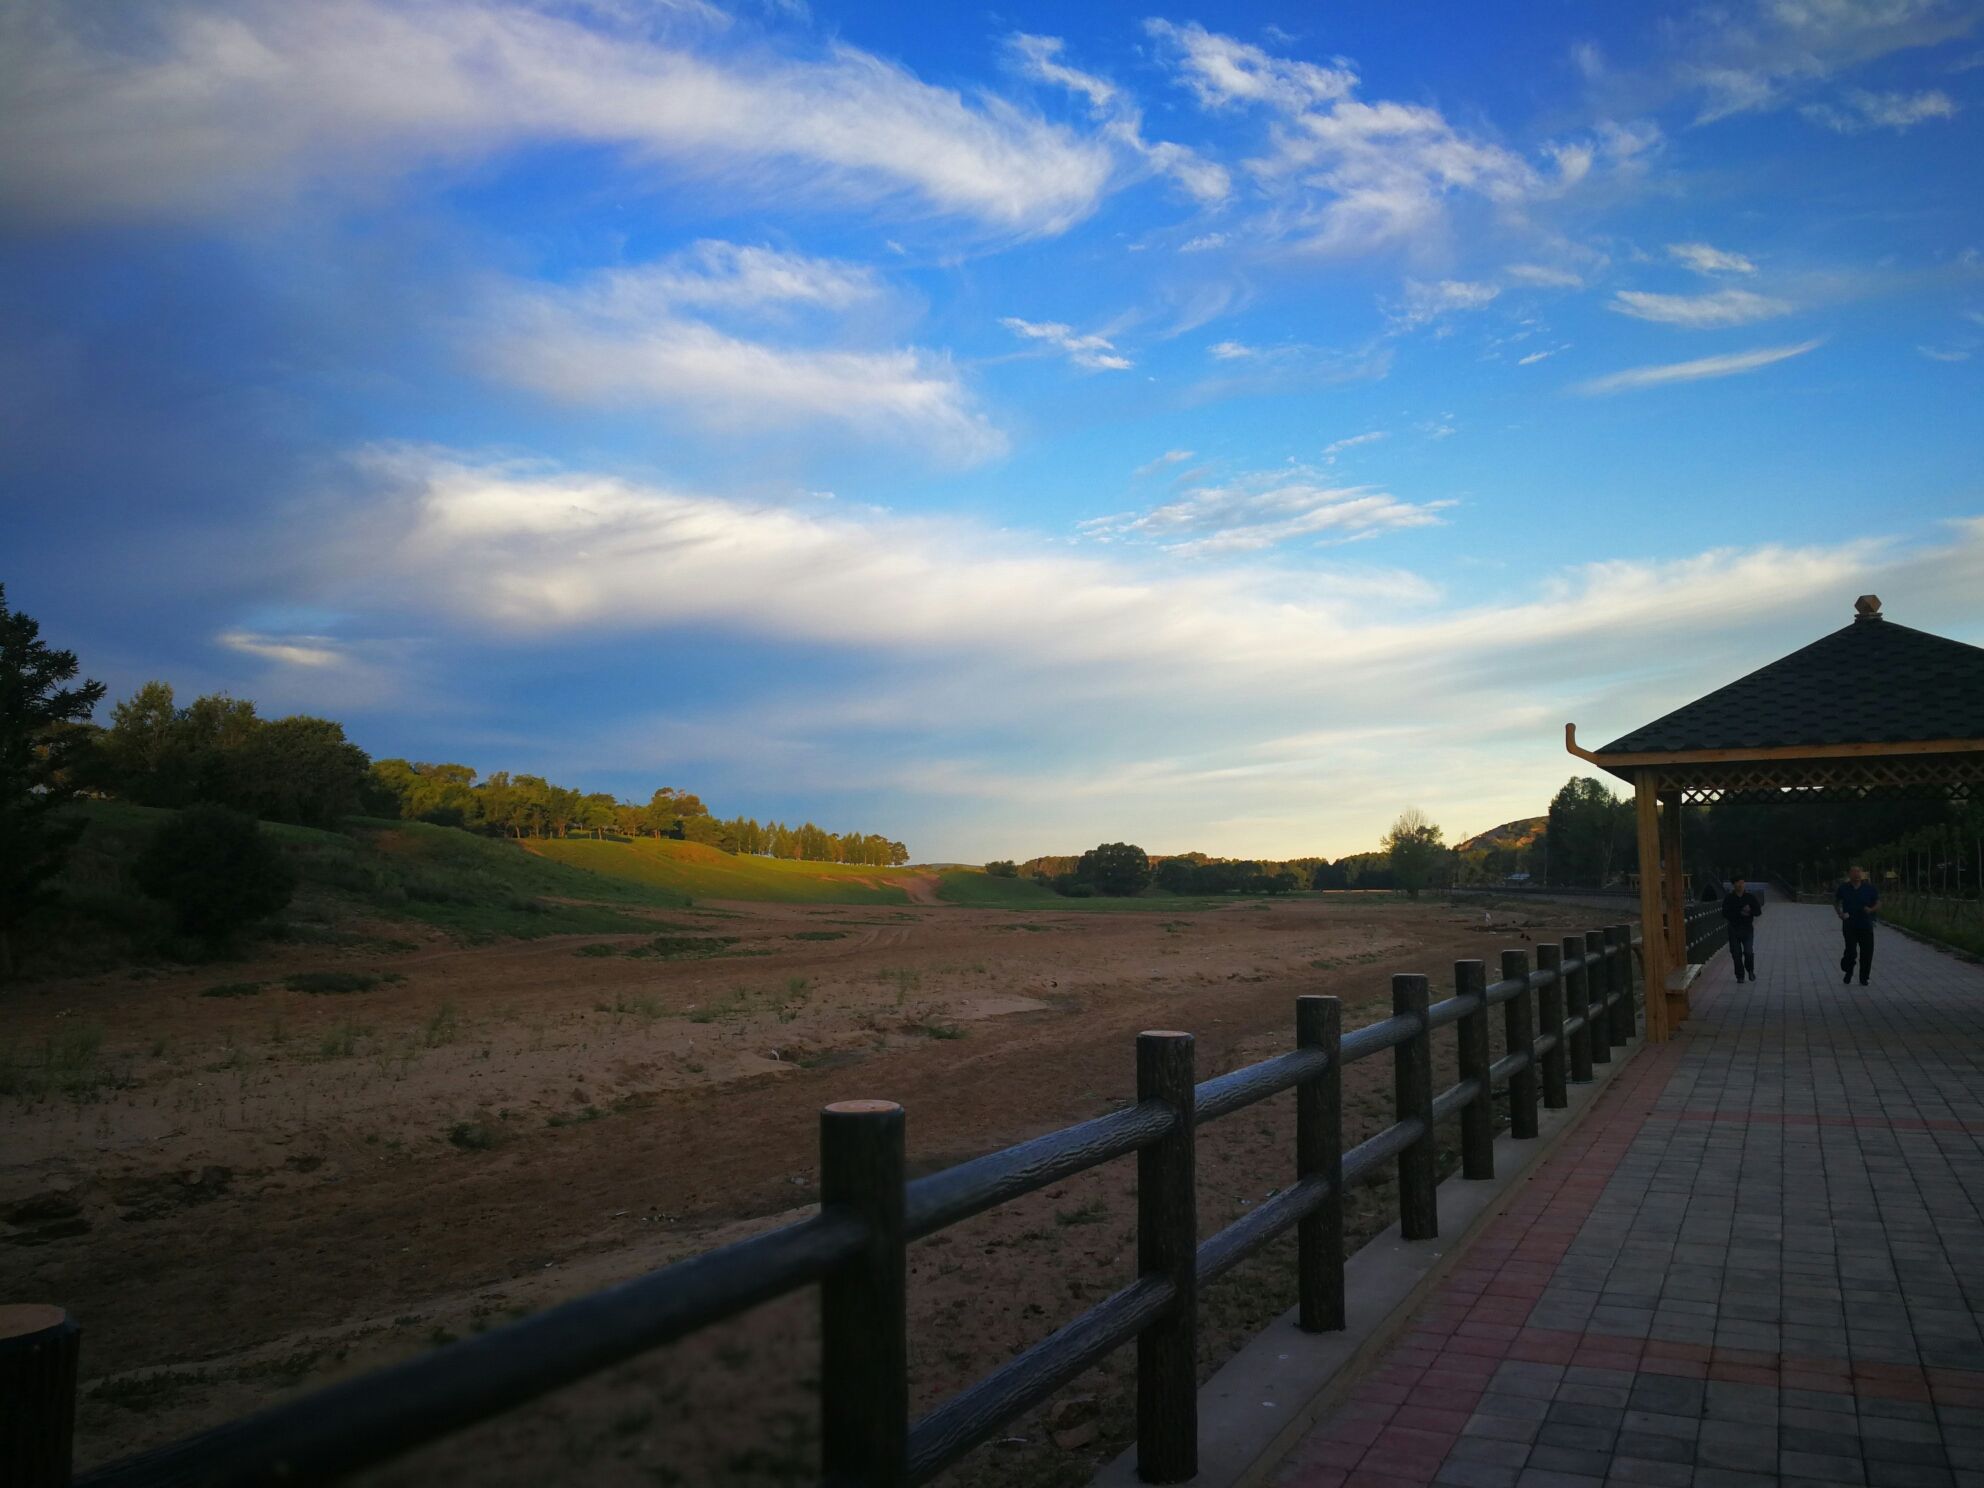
[1563,595,1984,1044]
[1600,606,1984,754]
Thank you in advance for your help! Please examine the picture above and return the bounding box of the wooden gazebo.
[1566,595,1984,1041]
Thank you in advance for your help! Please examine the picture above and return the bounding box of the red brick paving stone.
[1262,904,1984,1488]
[1708,1362,1780,1385]
[1641,1354,1709,1379]
[1391,1405,1474,1435]
[1308,1439,1376,1470]
[1782,1369,1854,1394]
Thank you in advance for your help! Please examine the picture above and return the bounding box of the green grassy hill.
[527,836,915,905]
[935,869,1066,907]
[42,803,688,972]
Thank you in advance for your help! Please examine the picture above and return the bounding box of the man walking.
[1722,877,1763,982]
[1835,865,1880,985]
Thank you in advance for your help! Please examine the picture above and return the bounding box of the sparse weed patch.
[1055,1201,1108,1227]
[284,970,404,995]
[317,1021,364,1060]
[788,930,848,941]
[447,1109,515,1150]
[423,1000,461,1047]
[1,1021,113,1101]
[200,981,264,998]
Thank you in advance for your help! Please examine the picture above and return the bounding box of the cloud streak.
[1573,339,1823,395]
[1608,287,1794,327]
[1002,317,1133,370]
[308,449,1984,857]
[481,245,1004,459]
[1144,20,1635,259]
[1080,472,1451,555]
[0,0,1116,235]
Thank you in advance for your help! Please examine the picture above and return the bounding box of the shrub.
[984,860,1019,878]
[130,804,298,948]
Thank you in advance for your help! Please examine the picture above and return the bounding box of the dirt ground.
[0,894,1628,1488]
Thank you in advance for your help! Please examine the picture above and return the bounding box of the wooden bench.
[1664,963,1703,1025]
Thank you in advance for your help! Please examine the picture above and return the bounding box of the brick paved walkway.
[1274,903,1984,1488]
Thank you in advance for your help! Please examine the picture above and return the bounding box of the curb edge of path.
[1092,1018,1664,1488]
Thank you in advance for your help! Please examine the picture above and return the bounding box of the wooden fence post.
[1584,931,1612,1066]
[1393,975,1437,1240]
[820,1100,907,1488]
[1535,943,1569,1110]
[1,1306,79,1488]
[1501,949,1537,1140]
[1455,961,1494,1179]
[1563,936,1593,1084]
[1137,1031,1197,1485]
[1296,997,1344,1333]
[1609,924,1635,1045]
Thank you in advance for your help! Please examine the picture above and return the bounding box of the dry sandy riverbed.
[0,894,1623,1488]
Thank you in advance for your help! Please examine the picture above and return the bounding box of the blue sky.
[3,0,1981,861]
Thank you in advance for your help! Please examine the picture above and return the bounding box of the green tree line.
[70,678,908,865]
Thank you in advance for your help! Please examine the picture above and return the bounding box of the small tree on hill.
[0,586,107,980]
[1076,841,1152,897]
[1384,809,1448,899]
[131,804,298,950]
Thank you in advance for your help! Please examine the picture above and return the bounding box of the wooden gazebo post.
[1632,775,1669,1043]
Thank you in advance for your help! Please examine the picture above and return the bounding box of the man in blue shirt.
[1835,866,1880,986]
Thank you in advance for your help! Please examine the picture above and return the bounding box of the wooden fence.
[8,921,1643,1488]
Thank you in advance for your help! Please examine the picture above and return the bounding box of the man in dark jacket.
[1836,866,1880,985]
[1721,877,1763,982]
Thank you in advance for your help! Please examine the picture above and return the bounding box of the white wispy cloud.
[1134,449,1196,477]
[1668,242,1756,276]
[0,0,1116,235]
[1322,431,1388,461]
[1574,339,1823,395]
[1081,468,1451,555]
[1208,340,1256,360]
[1517,349,1556,366]
[1683,0,1976,123]
[1802,87,1960,131]
[1145,20,1632,259]
[217,631,347,668]
[1007,31,1231,203]
[324,449,1984,858]
[1001,317,1133,370]
[1608,287,1794,327]
[1394,279,1502,328]
[1506,264,1587,289]
[481,244,1003,460]
[1918,345,1971,362]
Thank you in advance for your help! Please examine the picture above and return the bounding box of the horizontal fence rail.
[35,921,1644,1488]
[1684,899,1730,966]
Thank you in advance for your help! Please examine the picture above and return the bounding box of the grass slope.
[46,804,685,969]
[936,867,1311,913]
[935,870,1065,907]
[527,836,915,905]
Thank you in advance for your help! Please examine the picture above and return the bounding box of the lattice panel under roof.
[1662,752,1984,804]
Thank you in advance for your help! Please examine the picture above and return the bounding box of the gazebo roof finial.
[1855,593,1882,622]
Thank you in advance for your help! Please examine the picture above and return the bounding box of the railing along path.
[9,922,1643,1488]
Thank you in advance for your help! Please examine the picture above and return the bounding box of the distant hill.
[1455,816,1546,854]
